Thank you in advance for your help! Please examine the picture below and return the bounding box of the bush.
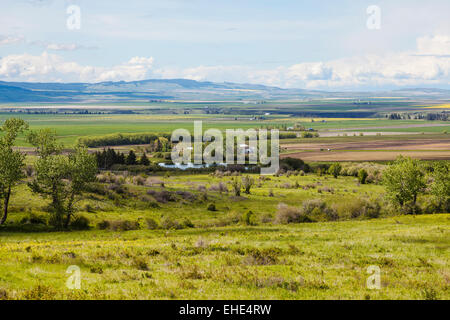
[209,182,228,193]
[0,288,8,300]
[230,178,241,196]
[20,213,47,225]
[358,169,368,184]
[241,210,256,225]
[259,213,273,223]
[182,218,195,228]
[175,191,197,201]
[97,220,110,230]
[335,198,382,219]
[84,204,95,213]
[133,176,145,185]
[147,190,175,203]
[160,216,184,230]
[146,218,159,230]
[242,176,255,194]
[70,215,91,230]
[274,203,312,224]
[328,163,342,178]
[243,248,280,265]
[279,157,310,172]
[25,165,34,177]
[97,220,140,231]
[207,203,217,211]
[400,201,422,215]
[301,199,337,221]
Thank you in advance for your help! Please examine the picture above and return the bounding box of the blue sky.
[0,0,449,90]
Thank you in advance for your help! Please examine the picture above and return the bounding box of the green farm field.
[0,112,448,147]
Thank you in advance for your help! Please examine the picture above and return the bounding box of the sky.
[0,0,449,90]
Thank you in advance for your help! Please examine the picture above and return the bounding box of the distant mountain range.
[0,79,449,104]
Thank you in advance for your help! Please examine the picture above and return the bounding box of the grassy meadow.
[0,214,448,300]
[0,170,449,300]
[0,107,448,300]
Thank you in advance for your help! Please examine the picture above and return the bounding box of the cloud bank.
[0,35,448,89]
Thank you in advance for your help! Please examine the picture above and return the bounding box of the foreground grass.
[0,214,448,300]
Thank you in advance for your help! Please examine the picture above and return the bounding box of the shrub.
[301,199,337,221]
[328,163,342,178]
[400,201,422,215]
[230,177,241,196]
[133,176,145,185]
[175,191,197,201]
[259,213,273,223]
[146,218,159,230]
[243,248,280,265]
[241,210,256,225]
[20,213,47,225]
[25,165,34,177]
[274,203,312,224]
[279,157,310,172]
[97,220,110,230]
[182,218,195,228]
[147,190,175,203]
[138,195,160,208]
[160,216,183,230]
[358,169,368,184]
[0,288,8,300]
[242,176,255,194]
[97,220,140,231]
[70,215,91,230]
[335,198,382,219]
[84,204,95,213]
[209,182,228,193]
[207,203,217,211]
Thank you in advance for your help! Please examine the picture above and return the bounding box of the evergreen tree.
[140,153,150,166]
[126,150,137,165]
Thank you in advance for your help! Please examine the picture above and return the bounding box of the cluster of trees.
[387,112,448,121]
[383,157,449,213]
[94,148,150,169]
[0,118,98,229]
[425,112,448,121]
[78,132,171,148]
[323,157,449,213]
[301,131,319,138]
[387,113,404,120]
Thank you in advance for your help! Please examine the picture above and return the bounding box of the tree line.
[78,132,172,148]
[94,148,150,169]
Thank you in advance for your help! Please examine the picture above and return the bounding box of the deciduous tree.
[383,156,426,211]
[0,118,28,225]
[28,129,97,228]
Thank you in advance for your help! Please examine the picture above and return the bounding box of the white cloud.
[0,34,24,45]
[0,52,154,82]
[39,42,97,51]
[417,35,450,56]
[0,35,449,89]
[153,35,450,89]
